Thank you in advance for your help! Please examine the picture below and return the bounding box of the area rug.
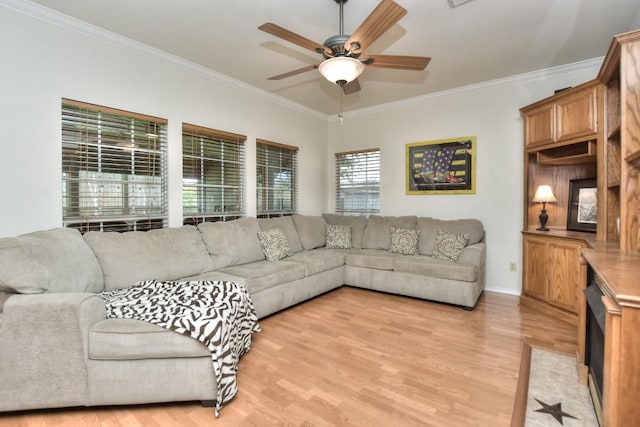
[511,343,598,426]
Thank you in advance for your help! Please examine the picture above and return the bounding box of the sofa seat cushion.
[345,249,404,271]
[89,318,209,360]
[393,255,478,282]
[287,249,345,276]
[219,261,305,294]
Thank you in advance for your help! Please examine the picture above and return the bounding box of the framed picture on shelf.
[567,178,597,232]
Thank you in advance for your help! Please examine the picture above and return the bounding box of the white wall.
[0,5,328,237]
[0,3,605,296]
[327,64,600,294]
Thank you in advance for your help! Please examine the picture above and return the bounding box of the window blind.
[256,139,298,218]
[335,148,380,215]
[182,123,246,225]
[61,99,168,232]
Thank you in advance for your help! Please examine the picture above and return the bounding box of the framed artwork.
[567,178,597,232]
[406,136,476,195]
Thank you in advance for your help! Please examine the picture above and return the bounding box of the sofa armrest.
[0,293,105,411]
[458,242,486,267]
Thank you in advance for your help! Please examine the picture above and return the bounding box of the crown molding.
[334,57,604,121]
[1,0,326,121]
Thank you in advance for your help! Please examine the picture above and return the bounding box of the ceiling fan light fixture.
[318,56,364,87]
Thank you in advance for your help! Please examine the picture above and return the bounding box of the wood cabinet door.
[523,103,554,148]
[523,236,548,300]
[547,239,585,313]
[555,87,598,142]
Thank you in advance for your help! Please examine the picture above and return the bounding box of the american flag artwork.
[406,137,476,194]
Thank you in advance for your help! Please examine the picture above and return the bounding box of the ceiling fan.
[258,0,431,95]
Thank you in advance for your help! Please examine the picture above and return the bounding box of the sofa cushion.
[84,226,214,291]
[393,255,478,282]
[388,227,420,255]
[258,216,303,254]
[417,218,484,255]
[326,224,352,249]
[89,318,209,360]
[287,249,345,276]
[432,230,469,262]
[322,214,367,249]
[197,218,265,269]
[345,249,402,271]
[257,229,292,261]
[0,228,104,294]
[291,214,326,250]
[362,215,418,250]
[220,260,305,294]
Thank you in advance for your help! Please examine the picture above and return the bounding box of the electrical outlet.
[509,262,517,272]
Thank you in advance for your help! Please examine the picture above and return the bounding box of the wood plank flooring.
[0,287,577,427]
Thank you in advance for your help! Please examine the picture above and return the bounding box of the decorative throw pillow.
[388,226,420,255]
[325,224,352,249]
[432,229,470,262]
[257,228,292,261]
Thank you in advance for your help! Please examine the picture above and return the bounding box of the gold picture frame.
[406,136,476,195]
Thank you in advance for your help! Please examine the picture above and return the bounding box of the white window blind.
[335,148,380,215]
[61,99,168,232]
[256,139,298,218]
[182,123,246,225]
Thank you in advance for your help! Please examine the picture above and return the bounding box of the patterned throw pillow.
[388,226,420,255]
[325,224,352,249]
[432,229,470,262]
[257,228,292,261]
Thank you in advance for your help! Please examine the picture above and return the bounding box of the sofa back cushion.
[362,215,418,250]
[0,227,104,294]
[84,225,214,291]
[322,214,367,249]
[197,218,265,269]
[291,214,326,250]
[258,216,303,254]
[417,217,484,255]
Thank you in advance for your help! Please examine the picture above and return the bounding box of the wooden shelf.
[536,140,596,165]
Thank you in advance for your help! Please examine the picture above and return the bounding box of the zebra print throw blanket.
[100,280,260,416]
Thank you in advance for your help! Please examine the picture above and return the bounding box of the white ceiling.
[26,0,640,115]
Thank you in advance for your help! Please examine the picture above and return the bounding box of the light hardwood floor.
[0,287,577,427]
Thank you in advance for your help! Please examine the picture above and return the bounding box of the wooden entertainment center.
[520,29,640,427]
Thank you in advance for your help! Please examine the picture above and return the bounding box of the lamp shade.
[532,185,557,203]
[318,57,364,86]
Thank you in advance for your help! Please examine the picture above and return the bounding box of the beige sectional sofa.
[0,214,485,413]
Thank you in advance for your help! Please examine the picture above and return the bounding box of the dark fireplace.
[584,267,605,419]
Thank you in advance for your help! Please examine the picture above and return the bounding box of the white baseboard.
[485,286,521,296]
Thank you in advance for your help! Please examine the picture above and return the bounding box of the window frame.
[256,138,298,218]
[335,148,381,216]
[182,123,246,225]
[61,98,168,232]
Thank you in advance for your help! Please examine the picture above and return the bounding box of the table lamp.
[532,185,556,231]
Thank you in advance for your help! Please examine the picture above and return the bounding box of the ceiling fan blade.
[345,0,407,54]
[343,78,361,95]
[267,64,319,80]
[364,54,431,70]
[259,23,329,55]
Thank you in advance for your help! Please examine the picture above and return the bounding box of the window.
[335,148,380,215]
[256,139,298,218]
[61,99,168,232]
[182,123,246,225]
